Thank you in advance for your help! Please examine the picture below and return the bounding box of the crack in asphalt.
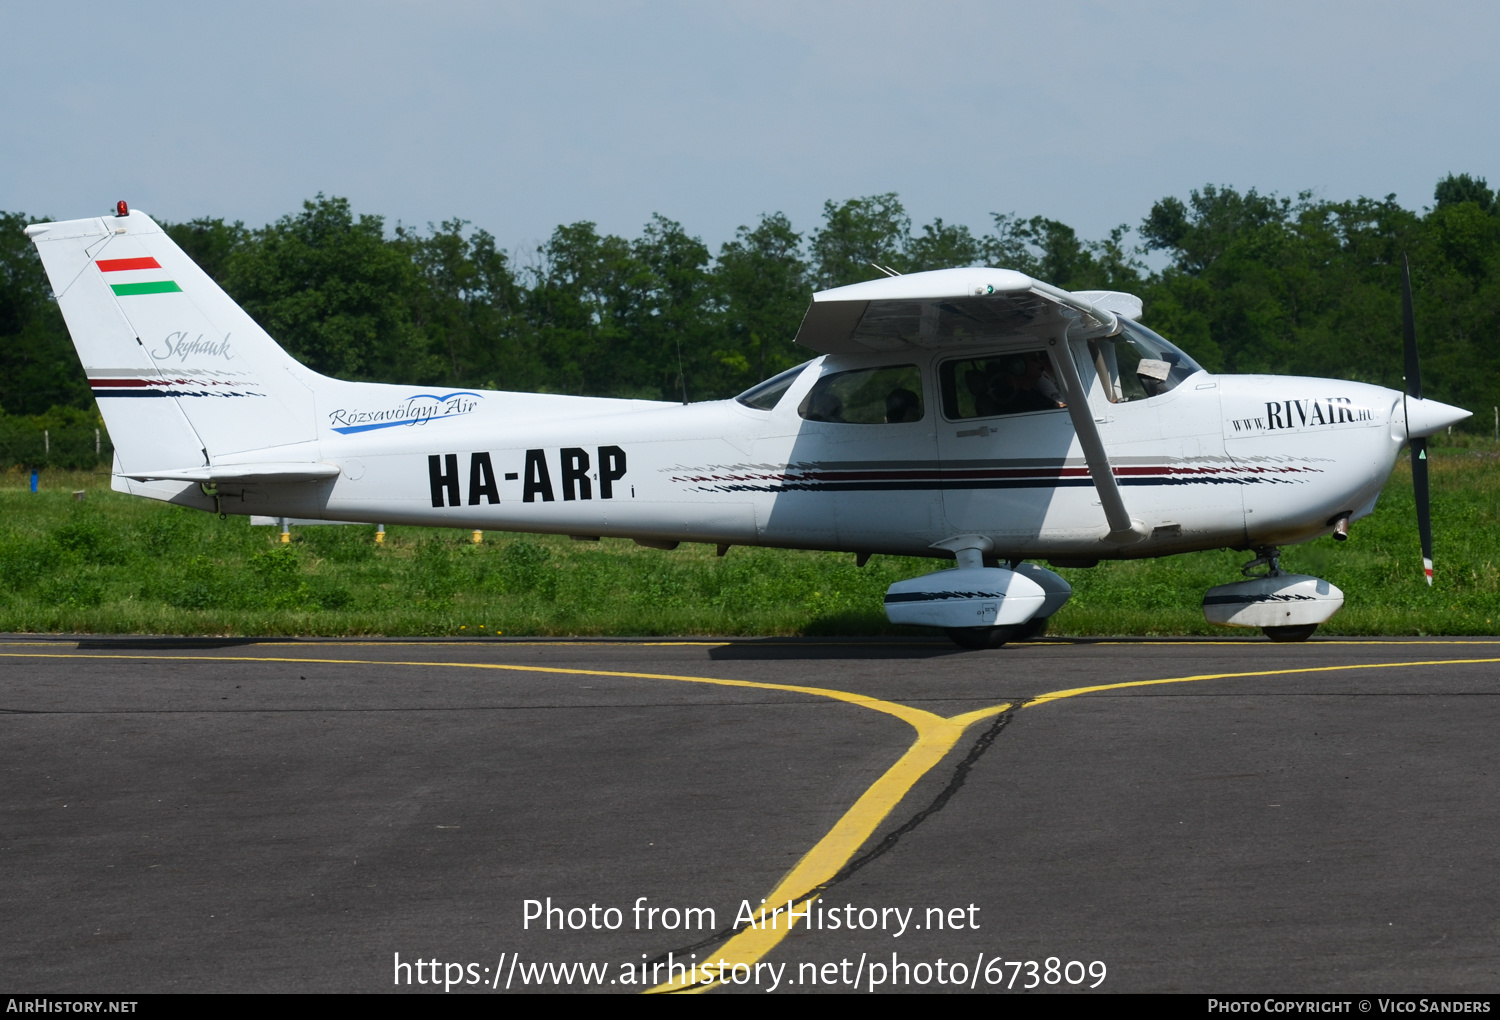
[645,709,1015,969]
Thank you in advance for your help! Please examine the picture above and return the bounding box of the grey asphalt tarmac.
[2,635,1498,994]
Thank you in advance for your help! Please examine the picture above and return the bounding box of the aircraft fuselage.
[125,356,1407,562]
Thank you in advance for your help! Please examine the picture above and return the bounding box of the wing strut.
[1047,325,1148,545]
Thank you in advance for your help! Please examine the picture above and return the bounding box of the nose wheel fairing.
[1202,548,1344,640]
[1203,573,1344,630]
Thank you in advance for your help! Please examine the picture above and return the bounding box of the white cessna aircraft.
[27,203,1471,648]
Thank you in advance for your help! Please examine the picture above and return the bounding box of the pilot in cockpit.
[1019,353,1066,409]
[971,354,1065,415]
[966,367,1013,416]
[884,387,921,423]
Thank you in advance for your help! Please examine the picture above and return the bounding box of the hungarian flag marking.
[97,256,181,295]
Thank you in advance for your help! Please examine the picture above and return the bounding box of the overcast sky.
[3,1,1497,255]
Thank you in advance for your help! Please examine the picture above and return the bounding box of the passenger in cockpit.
[805,389,844,423]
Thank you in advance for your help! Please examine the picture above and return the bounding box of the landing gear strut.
[1242,545,1282,578]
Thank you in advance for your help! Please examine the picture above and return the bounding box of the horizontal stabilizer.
[123,463,341,484]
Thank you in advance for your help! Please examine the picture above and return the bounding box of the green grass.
[1,439,1496,637]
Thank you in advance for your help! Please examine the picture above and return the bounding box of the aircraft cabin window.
[1088,319,1203,403]
[798,365,924,424]
[939,351,1066,420]
[736,361,812,410]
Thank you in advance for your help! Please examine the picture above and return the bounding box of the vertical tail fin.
[27,208,319,475]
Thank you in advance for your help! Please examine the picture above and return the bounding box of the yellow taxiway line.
[650,654,1500,992]
[2,649,1498,993]
[2,638,1500,650]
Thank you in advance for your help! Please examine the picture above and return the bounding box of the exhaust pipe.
[1328,512,1351,542]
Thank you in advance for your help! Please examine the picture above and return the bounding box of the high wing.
[795,267,1151,544]
[793,267,1144,354]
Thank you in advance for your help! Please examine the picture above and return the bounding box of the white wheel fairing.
[884,566,1046,630]
[1202,574,1345,630]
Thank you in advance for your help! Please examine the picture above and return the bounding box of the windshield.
[1088,319,1203,402]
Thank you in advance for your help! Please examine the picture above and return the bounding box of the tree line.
[2,174,1498,431]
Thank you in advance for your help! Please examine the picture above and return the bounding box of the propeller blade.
[1411,437,1433,585]
[1402,255,1433,584]
[1402,253,1422,401]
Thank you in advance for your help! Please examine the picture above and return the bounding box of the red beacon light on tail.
[115,200,129,217]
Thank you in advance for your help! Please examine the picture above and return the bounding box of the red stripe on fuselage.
[97,257,162,272]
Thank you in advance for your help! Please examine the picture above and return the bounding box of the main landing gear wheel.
[946,626,1013,650]
[946,616,1050,649]
[1263,624,1319,642]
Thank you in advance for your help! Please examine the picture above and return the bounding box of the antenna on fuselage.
[868,262,902,278]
